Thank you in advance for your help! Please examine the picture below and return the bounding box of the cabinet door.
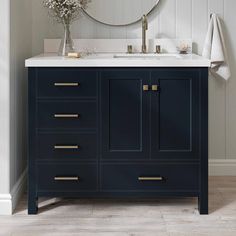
[151,69,200,160]
[101,69,150,160]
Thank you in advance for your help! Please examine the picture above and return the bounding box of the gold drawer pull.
[54,145,79,149]
[138,177,163,181]
[54,83,79,87]
[54,176,79,181]
[152,85,159,91]
[143,85,149,91]
[54,114,79,118]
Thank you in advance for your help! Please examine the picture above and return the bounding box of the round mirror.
[83,0,160,26]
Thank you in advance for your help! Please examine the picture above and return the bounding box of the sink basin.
[113,53,182,59]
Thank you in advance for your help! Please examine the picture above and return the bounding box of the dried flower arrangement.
[44,0,90,24]
[43,0,91,55]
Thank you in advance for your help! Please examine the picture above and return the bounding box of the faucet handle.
[127,45,133,54]
[156,45,161,54]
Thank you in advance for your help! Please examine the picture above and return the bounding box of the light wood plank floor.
[0,177,236,236]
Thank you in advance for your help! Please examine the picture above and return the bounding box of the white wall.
[0,0,32,215]
[32,0,236,168]
[0,0,11,214]
[10,0,32,189]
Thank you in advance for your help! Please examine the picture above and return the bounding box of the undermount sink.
[113,53,183,59]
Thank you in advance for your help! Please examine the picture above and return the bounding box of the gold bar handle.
[54,145,79,149]
[54,114,79,118]
[54,176,79,181]
[138,177,163,181]
[152,85,159,91]
[54,83,79,87]
[143,85,149,91]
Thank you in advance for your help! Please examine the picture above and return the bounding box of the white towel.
[202,13,231,80]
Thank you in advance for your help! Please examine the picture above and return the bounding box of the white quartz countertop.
[25,53,211,67]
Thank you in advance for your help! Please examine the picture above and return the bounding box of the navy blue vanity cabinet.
[28,68,99,214]
[150,69,200,160]
[101,69,150,160]
[28,67,208,215]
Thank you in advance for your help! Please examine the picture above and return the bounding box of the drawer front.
[37,101,97,129]
[37,163,97,191]
[37,133,97,160]
[101,163,198,191]
[37,69,97,98]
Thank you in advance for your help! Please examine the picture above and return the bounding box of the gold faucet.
[142,15,148,53]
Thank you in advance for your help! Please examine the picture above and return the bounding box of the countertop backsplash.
[44,38,192,54]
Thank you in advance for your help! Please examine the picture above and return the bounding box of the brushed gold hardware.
[143,85,149,91]
[54,114,79,118]
[156,45,161,54]
[54,83,79,87]
[54,176,79,181]
[54,145,79,149]
[138,177,163,181]
[152,85,159,91]
[127,45,133,54]
[142,15,148,53]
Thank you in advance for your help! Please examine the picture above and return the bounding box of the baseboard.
[0,169,27,215]
[11,169,27,213]
[209,159,236,176]
[0,194,12,215]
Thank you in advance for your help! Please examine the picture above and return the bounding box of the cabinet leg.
[198,196,208,215]
[28,196,38,215]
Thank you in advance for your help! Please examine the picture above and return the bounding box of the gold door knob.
[143,85,149,91]
[152,85,159,91]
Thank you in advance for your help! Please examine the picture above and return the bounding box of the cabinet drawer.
[37,69,97,98]
[101,163,199,191]
[37,101,97,129]
[37,133,97,160]
[37,163,97,192]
